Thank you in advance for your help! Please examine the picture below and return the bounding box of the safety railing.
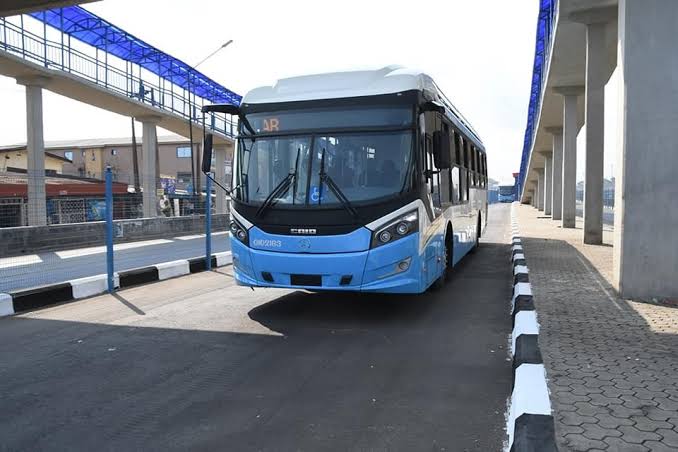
[0,15,237,138]
[517,0,559,198]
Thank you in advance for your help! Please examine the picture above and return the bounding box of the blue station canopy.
[517,0,558,198]
[30,6,241,106]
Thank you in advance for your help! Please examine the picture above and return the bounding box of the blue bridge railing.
[0,13,238,138]
[517,0,559,198]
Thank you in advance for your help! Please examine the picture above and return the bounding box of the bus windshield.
[234,131,414,207]
[499,186,514,195]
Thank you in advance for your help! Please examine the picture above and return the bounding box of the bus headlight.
[371,210,418,249]
[230,219,249,246]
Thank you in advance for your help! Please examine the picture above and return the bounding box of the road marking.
[0,255,43,269]
[56,239,173,259]
[174,231,229,240]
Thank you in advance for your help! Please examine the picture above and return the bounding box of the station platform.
[515,204,678,451]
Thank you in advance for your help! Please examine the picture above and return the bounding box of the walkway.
[516,204,678,451]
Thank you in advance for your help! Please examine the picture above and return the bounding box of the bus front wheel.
[432,229,453,291]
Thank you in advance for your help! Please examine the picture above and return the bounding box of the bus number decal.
[263,118,280,132]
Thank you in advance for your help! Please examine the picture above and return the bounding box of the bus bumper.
[230,233,422,294]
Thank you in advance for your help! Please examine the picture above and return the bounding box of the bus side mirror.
[202,134,213,173]
[433,131,451,169]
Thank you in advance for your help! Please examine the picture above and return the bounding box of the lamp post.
[187,40,233,206]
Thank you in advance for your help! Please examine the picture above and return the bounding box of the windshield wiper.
[255,147,301,218]
[318,148,358,219]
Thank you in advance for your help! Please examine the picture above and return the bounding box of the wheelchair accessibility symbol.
[310,186,325,204]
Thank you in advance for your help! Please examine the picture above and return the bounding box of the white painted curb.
[514,265,529,275]
[0,293,14,317]
[507,363,553,448]
[70,274,120,299]
[512,310,540,353]
[214,251,232,267]
[156,259,190,280]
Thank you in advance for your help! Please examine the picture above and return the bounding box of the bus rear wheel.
[471,214,481,253]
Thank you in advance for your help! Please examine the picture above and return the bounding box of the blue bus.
[202,66,488,294]
[498,185,515,203]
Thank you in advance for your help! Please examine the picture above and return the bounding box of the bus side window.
[451,166,460,204]
[440,123,452,205]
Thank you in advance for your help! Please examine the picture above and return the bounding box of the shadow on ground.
[520,236,678,451]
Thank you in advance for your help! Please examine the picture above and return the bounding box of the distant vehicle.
[498,185,515,203]
[202,66,488,293]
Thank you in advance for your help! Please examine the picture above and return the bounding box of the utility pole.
[186,39,233,208]
[131,117,140,193]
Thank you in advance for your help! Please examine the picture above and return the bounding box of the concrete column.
[614,0,678,299]
[139,116,160,218]
[540,152,553,216]
[546,127,564,220]
[17,76,50,226]
[583,22,607,244]
[214,145,228,214]
[536,169,545,211]
[571,6,618,243]
[555,86,584,228]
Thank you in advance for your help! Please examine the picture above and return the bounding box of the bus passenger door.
[422,112,443,286]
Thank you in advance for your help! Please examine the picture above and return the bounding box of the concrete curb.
[0,251,232,317]
[506,203,557,452]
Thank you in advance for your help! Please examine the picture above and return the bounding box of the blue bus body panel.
[248,226,371,254]
[231,230,424,293]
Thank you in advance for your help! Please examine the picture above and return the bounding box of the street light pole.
[187,40,233,208]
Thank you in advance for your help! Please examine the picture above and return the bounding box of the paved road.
[0,232,232,293]
[0,204,513,451]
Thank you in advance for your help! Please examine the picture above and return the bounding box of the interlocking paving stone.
[641,441,678,452]
[563,433,608,451]
[515,205,678,451]
[602,437,650,452]
[630,415,673,432]
[594,413,635,429]
[656,428,678,448]
[581,423,622,440]
[616,425,662,444]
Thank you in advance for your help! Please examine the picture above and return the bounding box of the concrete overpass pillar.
[614,0,678,299]
[536,169,545,211]
[540,151,553,216]
[139,116,161,218]
[214,145,228,214]
[571,6,618,244]
[582,22,606,244]
[17,76,50,226]
[555,86,584,228]
[546,127,564,221]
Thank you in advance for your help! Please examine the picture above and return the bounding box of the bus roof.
[242,65,485,150]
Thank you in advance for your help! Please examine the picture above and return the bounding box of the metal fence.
[0,168,230,294]
[0,14,237,138]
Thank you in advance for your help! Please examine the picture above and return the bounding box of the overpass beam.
[17,76,50,226]
[554,86,584,228]
[546,127,564,220]
[540,151,553,216]
[614,0,678,299]
[139,116,161,218]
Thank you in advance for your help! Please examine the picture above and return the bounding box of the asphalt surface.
[0,203,513,451]
[0,232,231,293]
